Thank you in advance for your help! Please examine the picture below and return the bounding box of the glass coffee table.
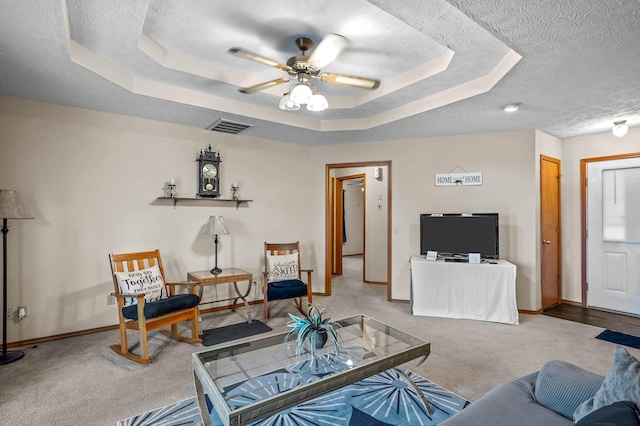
[192,315,432,426]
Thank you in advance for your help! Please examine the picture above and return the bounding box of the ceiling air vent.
[206,119,254,135]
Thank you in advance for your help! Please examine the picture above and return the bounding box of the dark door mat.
[596,329,640,350]
[200,320,272,346]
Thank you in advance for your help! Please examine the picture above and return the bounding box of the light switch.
[377,193,383,200]
[393,226,399,234]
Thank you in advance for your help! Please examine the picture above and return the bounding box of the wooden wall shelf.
[156,197,252,209]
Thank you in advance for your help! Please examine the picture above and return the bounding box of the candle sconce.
[231,182,241,200]
[167,180,178,198]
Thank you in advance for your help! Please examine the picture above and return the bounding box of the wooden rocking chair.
[263,242,313,320]
[109,249,202,364]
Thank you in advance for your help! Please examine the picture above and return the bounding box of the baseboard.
[1,299,265,351]
[342,253,363,257]
[561,299,585,307]
[518,309,543,315]
[364,280,388,285]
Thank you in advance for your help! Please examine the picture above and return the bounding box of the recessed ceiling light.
[502,103,520,112]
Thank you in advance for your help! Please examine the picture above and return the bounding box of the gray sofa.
[441,345,640,425]
[440,360,605,426]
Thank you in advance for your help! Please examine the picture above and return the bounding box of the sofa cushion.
[535,360,604,419]
[574,401,640,426]
[121,293,199,321]
[574,345,640,422]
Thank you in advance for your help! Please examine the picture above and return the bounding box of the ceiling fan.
[228,34,381,95]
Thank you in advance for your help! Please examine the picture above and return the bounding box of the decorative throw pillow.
[267,253,299,282]
[114,264,167,307]
[574,345,640,422]
[574,401,640,426]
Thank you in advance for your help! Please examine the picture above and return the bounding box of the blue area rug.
[118,370,469,426]
[596,329,640,350]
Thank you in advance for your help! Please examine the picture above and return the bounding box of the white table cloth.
[410,256,519,324]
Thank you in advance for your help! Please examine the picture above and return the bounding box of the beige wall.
[0,96,321,342]
[315,131,538,307]
[4,94,605,343]
[560,126,640,303]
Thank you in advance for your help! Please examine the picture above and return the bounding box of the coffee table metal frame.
[192,314,431,426]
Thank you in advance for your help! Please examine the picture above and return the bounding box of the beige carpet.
[0,256,632,425]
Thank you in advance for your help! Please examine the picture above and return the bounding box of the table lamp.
[205,215,229,275]
[0,190,33,365]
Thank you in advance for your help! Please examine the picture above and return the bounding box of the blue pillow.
[574,346,640,421]
[574,401,640,426]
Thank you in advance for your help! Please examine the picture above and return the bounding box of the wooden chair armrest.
[300,269,314,273]
[113,292,145,299]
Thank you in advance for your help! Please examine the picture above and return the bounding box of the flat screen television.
[420,213,499,259]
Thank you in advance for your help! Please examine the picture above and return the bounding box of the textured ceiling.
[0,0,638,145]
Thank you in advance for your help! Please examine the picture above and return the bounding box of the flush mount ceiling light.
[612,120,629,137]
[502,103,520,112]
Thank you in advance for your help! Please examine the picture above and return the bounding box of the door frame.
[580,152,640,306]
[325,161,392,301]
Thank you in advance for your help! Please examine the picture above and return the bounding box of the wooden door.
[541,155,562,310]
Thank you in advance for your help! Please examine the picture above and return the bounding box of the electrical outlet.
[107,294,116,305]
[6,307,12,321]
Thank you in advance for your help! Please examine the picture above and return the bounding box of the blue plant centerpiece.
[285,303,341,357]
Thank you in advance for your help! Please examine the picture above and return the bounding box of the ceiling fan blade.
[228,47,291,71]
[308,34,348,69]
[320,73,380,90]
[238,77,290,94]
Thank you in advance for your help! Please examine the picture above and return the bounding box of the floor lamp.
[205,215,229,275]
[0,190,33,365]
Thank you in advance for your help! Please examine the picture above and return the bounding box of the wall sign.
[435,172,483,186]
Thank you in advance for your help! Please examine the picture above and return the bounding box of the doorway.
[325,161,392,301]
[334,175,366,279]
[541,155,562,310]
[584,155,640,315]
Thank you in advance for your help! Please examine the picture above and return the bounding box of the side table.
[187,268,253,323]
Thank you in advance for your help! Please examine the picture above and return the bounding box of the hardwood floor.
[543,304,640,336]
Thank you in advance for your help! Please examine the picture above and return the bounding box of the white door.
[587,158,640,315]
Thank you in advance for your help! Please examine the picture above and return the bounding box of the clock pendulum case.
[197,145,221,197]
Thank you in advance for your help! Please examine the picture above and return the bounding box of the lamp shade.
[205,215,229,236]
[290,84,313,104]
[279,93,300,111]
[0,190,33,219]
[307,93,328,111]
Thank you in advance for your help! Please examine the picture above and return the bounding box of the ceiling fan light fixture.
[279,93,300,111]
[307,93,328,112]
[612,120,628,137]
[290,83,313,104]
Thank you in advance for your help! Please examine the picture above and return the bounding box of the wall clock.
[197,145,221,197]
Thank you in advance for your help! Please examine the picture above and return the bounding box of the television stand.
[409,256,518,324]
